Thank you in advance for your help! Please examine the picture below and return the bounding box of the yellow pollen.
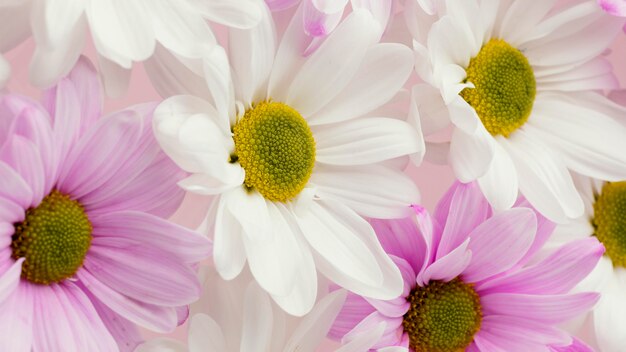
[593,181,626,267]
[460,39,536,137]
[403,278,482,352]
[232,101,316,202]
[11,190,92,285]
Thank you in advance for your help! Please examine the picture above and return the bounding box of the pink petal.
[57,110,144,199]
[364,256,412,318]
[83,152,186,218]
[0,195,25,224]
[481,315,571,347]
[329,292,376,340]
[265,0,301,11]
[87,290,144,352]
[0,258,23,303]
[344,311,404,348]
[76,269,178,333]
[435,182,491,260]
[462,208,537,283]
[90,210,210,264]
[0,160,33,209]
[481,292,599,324]
[549,337,593,352]
[84,244,201,307]
[477,237,604,295]
[370,216,429,275]
[32,283,117,351]
[514,197,556,267]
[0,283,33,352]
[598,0,626,16]
[0,136,46,206]
[419,238,471,285]
[474,329,547,352]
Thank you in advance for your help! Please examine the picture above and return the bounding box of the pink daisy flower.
[330,182,603,351]
[0,56,211,352]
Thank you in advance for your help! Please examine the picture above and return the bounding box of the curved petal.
[0,283,33,352]
[311,164,419,219]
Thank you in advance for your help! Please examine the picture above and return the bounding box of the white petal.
[477,138,519,210]
[307,43,413,125]
[96,54,131,98]
[286,9,379,117]
[203,46,236,127]
[312,0,349,13]
[188,314,227,352]
[283,290,347,352]
[213,196,247,281]
[135,338,186,352]
[229,4,276,105]
[0,55,9,88]
[594,272,626,352]
[144,45,212,100]
[242,201,302,297]
[335,322,387,352]
[297,199,403,300]
[310,164,419,219]
[240,282,274,352]
[527,93,626,182]
[224,187,273,243]
[41,0,84,47]
[192,0,263,29]
[449,123,495,182]
[314,117,421,165]
[501,129,584,223]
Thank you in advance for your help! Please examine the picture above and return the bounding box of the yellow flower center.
[233,101,316,202]
[460,39,536,137]
[12,190,92,285]
[593,181,626,267]
[403,278,482,352]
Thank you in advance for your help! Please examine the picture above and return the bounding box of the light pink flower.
[0,56,211,352]
[330,182,603,351]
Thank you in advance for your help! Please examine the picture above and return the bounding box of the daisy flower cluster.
[1,0,626,351]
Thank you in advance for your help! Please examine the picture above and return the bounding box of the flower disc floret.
[233,101,316,202]
[593,181,626,267]
[12,190,92,285]
[460,39,536,137]
[402,278,482,352]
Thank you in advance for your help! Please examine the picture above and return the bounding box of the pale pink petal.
[32,284,117,351]
[0,195,25,224]
[303,0,343,36]
[481,315,571,348]
[514,198,556,267]
[363,256,412,318]
[83,244,201,307]
[344,311,404,349]
[369,218,427,272]
[0,283,34,352]
[57,110,143,198]
[463,208,537,283]
[436,182,491,260]
[481,292,599,324]
[0,258,23,303]
[265,0,301,11]
[329,293,377,340]
[598,0,626,16]
[549,337,593,352]
[88,292,143,352]
[420,238,472,285]
[477,237,603,294]
[76,269,178,333]
[0,135,46,206]
[83,152,186,218]
[90,211,210,264]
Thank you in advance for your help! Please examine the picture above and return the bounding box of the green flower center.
[403,278,482,352]
[593,181,626,267]
[11,190,92,285]
[233,101,316,202]
[460,39,536,137]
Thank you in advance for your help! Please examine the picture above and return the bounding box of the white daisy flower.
[0,0,263,94]
[136,266,378,352]
[152,4,421,316]
[548,175,626,352]
[411,0,626,223]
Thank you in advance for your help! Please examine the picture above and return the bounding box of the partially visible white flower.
[411,0,626,223]
[547,175,626,352]
[0,0,263,95]
[136,266,357,352]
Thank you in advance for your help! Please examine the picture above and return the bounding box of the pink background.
[5,28,626,350]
